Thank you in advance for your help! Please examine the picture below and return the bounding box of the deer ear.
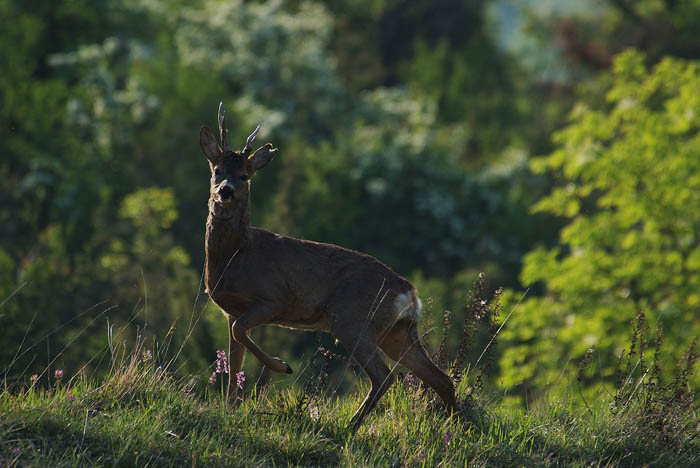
[200,126,221,163]
[248,143,278,172]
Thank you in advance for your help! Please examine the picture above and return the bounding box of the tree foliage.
[500,51,700,397]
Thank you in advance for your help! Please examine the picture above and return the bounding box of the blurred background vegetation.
[2,0,699,404]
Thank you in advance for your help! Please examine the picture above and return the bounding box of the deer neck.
[205,198,251,293]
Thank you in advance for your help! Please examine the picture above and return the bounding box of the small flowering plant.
[235,371,245,390]
[308,402,320,422]
[443,430,453,447]
[404,372,417,387]
[54,369,64,380]
[215,350,229,374]
[209,350,238,397]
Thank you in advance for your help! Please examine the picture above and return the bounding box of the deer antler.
[242,125,261,156]
[218,101,229,152]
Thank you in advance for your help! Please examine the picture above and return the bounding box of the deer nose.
[218,182,234,199]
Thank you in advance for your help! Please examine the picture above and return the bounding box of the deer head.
[199,103,277,217]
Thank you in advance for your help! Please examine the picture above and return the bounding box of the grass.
[1,354,698,467]
[2,279,698,466]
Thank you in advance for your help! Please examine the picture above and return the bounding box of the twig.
[475,288,529,367]
[79,408,89,452]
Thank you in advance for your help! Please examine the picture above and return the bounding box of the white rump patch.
[393,291,421,321]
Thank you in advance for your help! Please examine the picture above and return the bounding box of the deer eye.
[239,174,249,181]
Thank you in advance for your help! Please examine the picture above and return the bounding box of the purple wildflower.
[215,350,229,374]
[235,371,245,389]
[30,374,38,384]
[143,349,152,361]
[404,373,417,386]
[183,386,193,397]
[54,369,64,380]
[66,390,74,401]
[208,371,217,385]
[443,430,453,446]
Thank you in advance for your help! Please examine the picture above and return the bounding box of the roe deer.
[201,103,456,429]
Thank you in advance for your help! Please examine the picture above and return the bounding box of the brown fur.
[200,110,455,429]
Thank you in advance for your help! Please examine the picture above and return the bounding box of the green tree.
[499,50,700,400]
[0,0,199,381]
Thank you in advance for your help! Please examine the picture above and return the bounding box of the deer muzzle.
[217,181,235,202]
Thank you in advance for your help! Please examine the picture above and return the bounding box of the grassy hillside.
[2,349,698,468]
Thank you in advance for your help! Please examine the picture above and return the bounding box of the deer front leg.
[231,301,293,374]
[227,314,247,401]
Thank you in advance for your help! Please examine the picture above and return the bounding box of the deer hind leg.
[231,302,293,374]
[334,328,395,431]
[379,319,457,413]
